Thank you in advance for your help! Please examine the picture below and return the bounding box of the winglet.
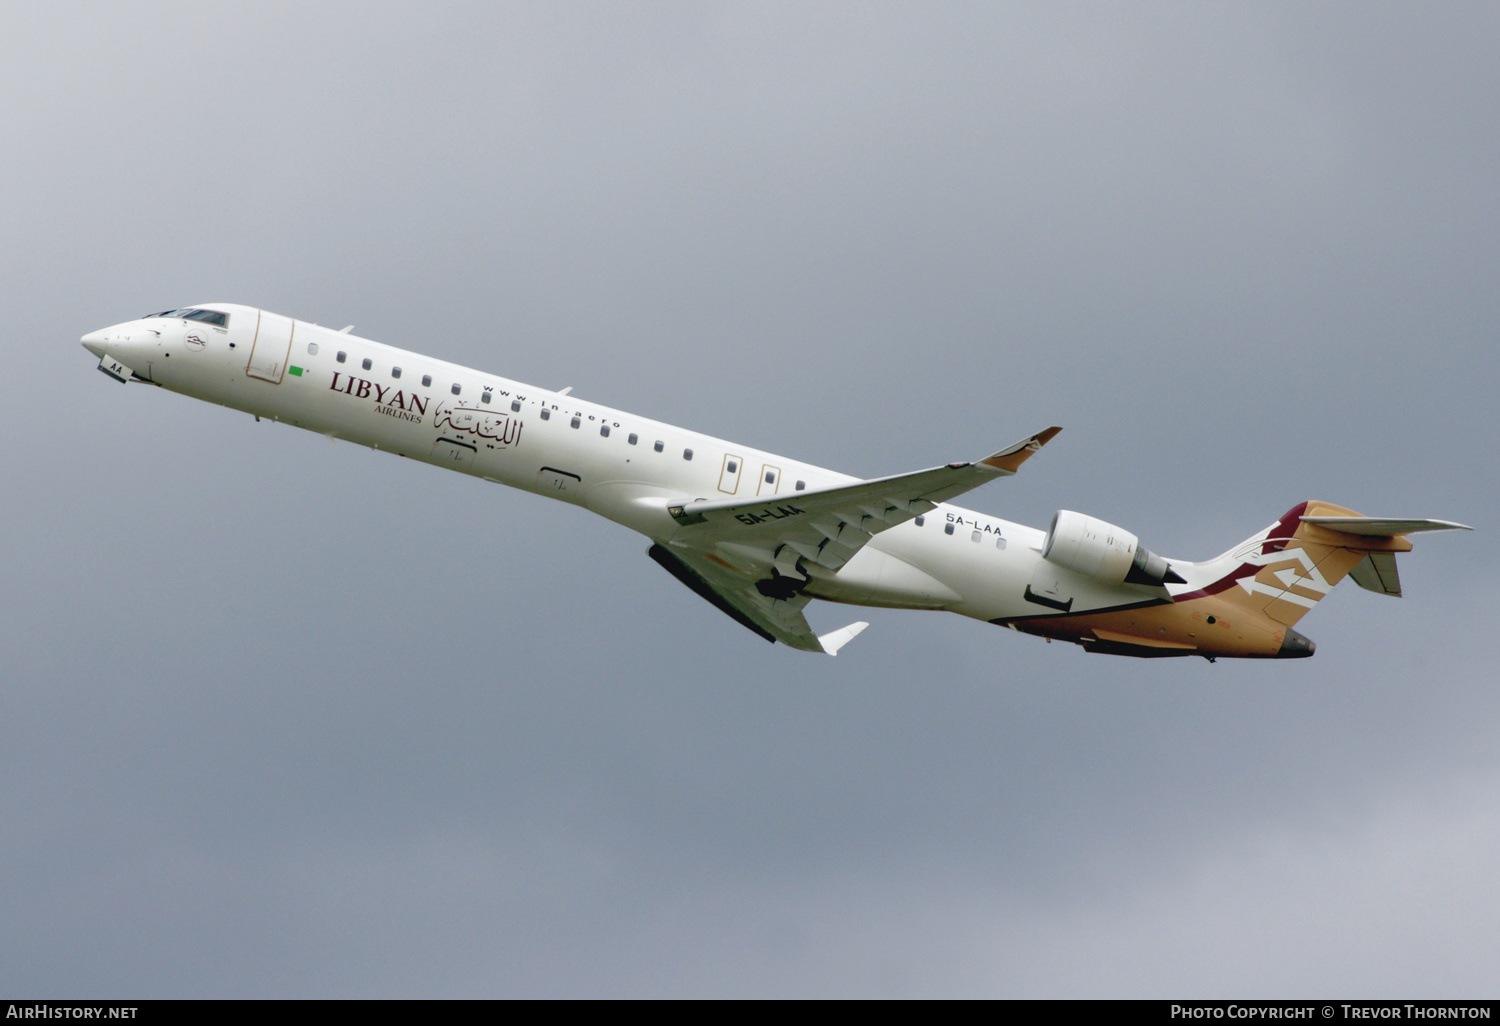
[818,621,869,656]
[980,426,1062,474]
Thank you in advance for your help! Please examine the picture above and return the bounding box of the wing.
[666,427,1061,581]
[647,544,867,654]
[645,427,1059,652]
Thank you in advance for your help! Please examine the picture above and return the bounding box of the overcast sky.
[2,1,1496,997]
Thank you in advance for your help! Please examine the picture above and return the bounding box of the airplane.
[82,304,1471,660]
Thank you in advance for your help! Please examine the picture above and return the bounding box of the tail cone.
[1278,628,1316,658]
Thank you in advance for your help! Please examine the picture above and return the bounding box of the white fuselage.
[83,304,1174,631]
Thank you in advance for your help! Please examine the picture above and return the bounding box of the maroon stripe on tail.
[1172,502,1311,603]
[1263,501,1308,555]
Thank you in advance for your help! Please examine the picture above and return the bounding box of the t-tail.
[1169,501,1473,659]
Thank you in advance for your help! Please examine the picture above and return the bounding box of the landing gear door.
[246,311,294,384]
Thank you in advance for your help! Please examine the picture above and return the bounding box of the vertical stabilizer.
[1188,501,1463,627]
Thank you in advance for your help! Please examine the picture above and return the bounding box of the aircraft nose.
[81,328,110,358]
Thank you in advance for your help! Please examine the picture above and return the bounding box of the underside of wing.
[648,544,861,652]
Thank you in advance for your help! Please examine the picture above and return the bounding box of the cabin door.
[246,311,294,384]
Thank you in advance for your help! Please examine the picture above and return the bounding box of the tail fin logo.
[1233,545,1333,608]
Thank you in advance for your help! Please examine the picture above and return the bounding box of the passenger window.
[362,358,372,371]
[765,471,774,484]
[972,531,981,542]
[600,425,610,437]
[795,480,805,491]
[683,448,693,461]
[511,400,521,412]
[628,433,638,445]
[481,392,491,404]
[996,536,1007,550]
[654,440,664,453]
[915,515,925,527]
[571,417,580,428]
[540,409,550,420]
[451,383,461,395]
[337,351,347,363]
[307,342,319,356]
[944,523,955,535]
[421,375,432,387]
[726,460,738,474]
[392,367,402,379]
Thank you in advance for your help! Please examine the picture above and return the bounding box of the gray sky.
[2,1,1496,997]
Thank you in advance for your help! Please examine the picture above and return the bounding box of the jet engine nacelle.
[1042,510,1184,587]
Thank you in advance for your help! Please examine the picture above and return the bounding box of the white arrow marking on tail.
[1271,566,1330,593]
[1236,546,1333,595]
[1236,577,1321,607]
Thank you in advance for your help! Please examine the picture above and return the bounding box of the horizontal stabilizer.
[1300,516,1472,536]
[818,621,869,656]
[1349,551,1402,597]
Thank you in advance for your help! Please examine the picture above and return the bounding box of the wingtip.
[980,426,1063,473]
[818,621,869,656]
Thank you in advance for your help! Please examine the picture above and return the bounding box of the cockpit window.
[145,308,228,327]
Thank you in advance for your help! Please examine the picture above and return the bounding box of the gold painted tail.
[1209,501,1413,627]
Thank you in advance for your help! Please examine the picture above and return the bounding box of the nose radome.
[81,329,109,358]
